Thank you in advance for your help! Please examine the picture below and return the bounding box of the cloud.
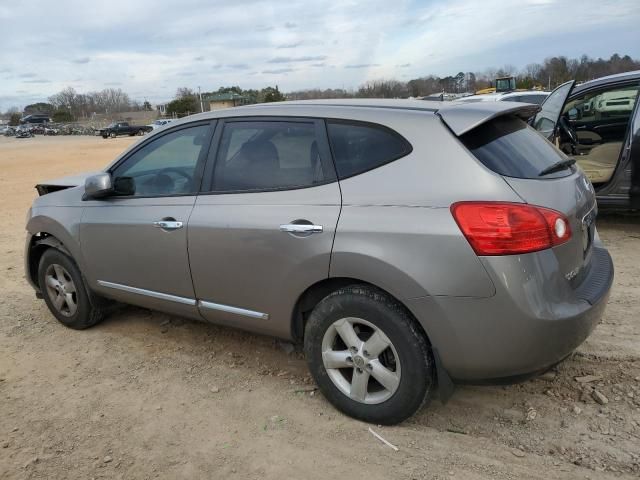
[104,81,122,86]
[345,64,381,69]
[262,68,295,74]
[227,63,249,70]
[268,55,327,63]
[23,79,51,84]
[276,41,302,49]
[1,0,639,108]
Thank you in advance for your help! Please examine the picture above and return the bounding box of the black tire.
[102,135,108,139]
[110,131,117,138]
[37,248,105,330]
[304,285,434,425]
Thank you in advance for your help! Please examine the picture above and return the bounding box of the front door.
[188,118,341,338]
[81,122,214,318]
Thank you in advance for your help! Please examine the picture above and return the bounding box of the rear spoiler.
[435,102,541,136]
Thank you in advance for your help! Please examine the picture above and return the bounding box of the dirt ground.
[0,135,639,480]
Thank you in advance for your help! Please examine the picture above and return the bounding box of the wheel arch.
[26,215,84,292]
[291,276,431,345]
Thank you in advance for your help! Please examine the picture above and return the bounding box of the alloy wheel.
[44,264,78,317]
[321,317,401,404]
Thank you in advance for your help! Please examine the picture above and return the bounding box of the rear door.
[187,117,341,338]
[532,80,575,140]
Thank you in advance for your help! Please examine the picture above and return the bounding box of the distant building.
[156,103,169,116]
[206,92,249,110]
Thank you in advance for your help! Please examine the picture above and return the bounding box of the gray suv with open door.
[532,70,640,209]
[25,99,613,424]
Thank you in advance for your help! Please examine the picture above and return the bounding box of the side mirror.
[83,173,113,200]
[113,176,135,196]
[568,108,578,120]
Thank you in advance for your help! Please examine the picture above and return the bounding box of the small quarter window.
[326,121,412,179]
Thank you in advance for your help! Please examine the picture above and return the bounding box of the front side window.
[111,124,210,196]
[326,121,412,179]
[212,121,331,191]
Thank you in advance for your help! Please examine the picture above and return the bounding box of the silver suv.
[25,99,614,424]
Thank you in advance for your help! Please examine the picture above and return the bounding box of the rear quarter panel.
[331,112,523,300]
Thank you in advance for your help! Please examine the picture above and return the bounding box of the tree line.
[289,53,640,99]
[3,52,638,123]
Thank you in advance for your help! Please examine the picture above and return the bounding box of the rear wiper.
[539,158,576,176]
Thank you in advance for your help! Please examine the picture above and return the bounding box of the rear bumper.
[408,246,613,382]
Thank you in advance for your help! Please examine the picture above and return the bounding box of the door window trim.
[200,116,338,195]
[106,119,217,199]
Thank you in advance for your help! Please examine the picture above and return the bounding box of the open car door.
[532,80,575,140]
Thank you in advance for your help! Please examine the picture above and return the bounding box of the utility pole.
[198,86,204,113]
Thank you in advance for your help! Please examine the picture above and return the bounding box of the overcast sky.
[1,0,639,108]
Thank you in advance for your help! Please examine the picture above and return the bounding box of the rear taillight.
[450,202,571,256]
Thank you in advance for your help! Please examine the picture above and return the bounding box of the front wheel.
[110,131,117,138]
[38,249,106,330]
[304,285,434,425]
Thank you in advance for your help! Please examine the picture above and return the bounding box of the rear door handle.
[279,224,323,234]
[153,220,183,230]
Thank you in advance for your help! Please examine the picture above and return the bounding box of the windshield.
[532,80,574,139]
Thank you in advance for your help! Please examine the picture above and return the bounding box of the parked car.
[454,91,550,105]
[26,99,613,424]
[99,122,152,139]
[147,119,174,130]
[15,125,34,138]
[0,125,15,136]
[532,70,640,209]
[20,114,51,124]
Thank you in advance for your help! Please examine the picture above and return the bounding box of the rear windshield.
[460,116,572,179]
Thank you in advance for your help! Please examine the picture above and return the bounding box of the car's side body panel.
[188,184,341,338]
[79,195,201,319]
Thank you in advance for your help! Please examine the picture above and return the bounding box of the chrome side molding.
[97,280,197,305]
[198,300,269,320]
[96,280,269,320]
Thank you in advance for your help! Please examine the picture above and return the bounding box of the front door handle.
[153,220,183,230]
[279,223,323,234]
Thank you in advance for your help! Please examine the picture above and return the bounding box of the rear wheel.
[304,285,434,425]
[38,249,105,330]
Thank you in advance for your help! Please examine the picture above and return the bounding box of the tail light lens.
[450,202,571,255]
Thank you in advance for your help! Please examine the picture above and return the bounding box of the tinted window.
[112,124,210,196]
[327,121,412,178]
[461,116,572,179]
[213,121,331,191]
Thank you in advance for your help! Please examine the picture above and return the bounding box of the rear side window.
[460,116,572,179]
[327,121,412,179]
[212,121,333,192]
